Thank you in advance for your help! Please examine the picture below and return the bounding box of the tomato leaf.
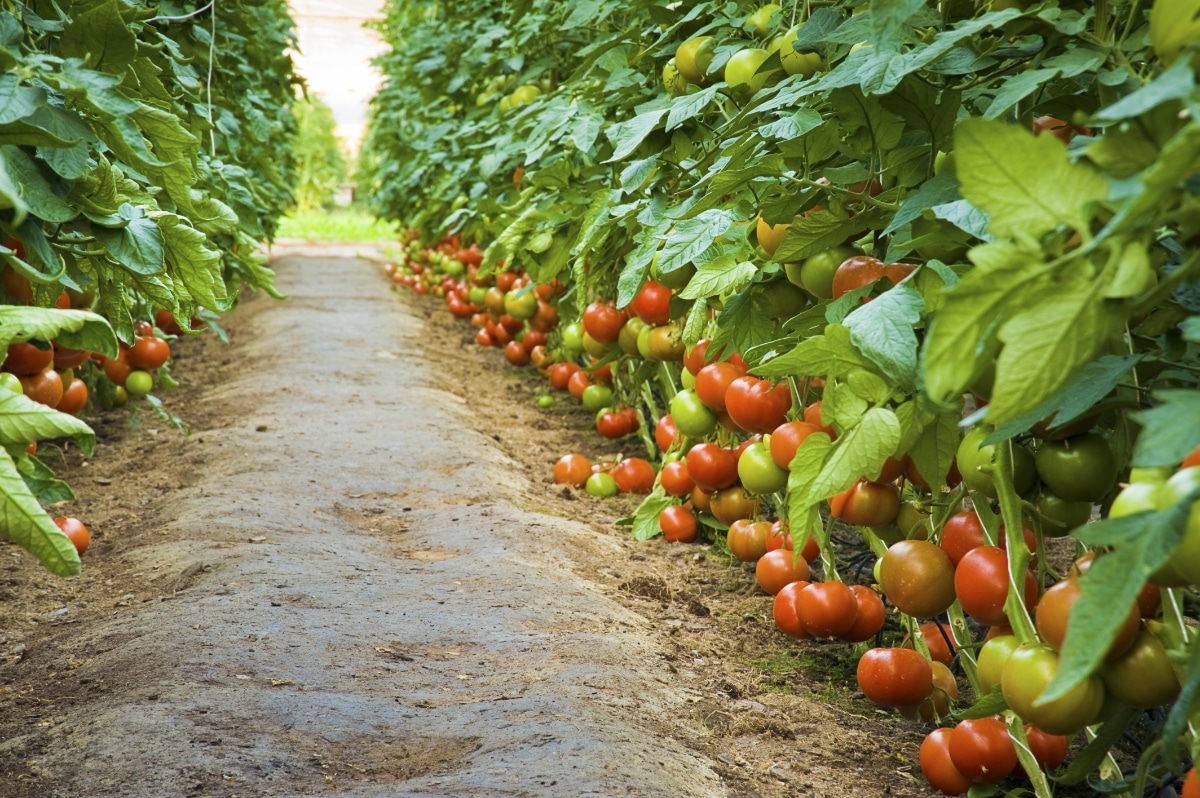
[755,324,879,381]
[1130,389,1200,468]
[953,118,1108,239]
[17,452,76,505]
[631,489,673,542]
[773,210,871,263]
[953,685,1009,720]
[883,173,959,236]
[1042,491,1196,704]
[710,288,774,364]
[1089,57,1196,126]
[679,255,755,299]
[787,432,833,543]
[604,107,668,163]
[843,283,923,390]
[1161,633,1200,770]
[0,306,118,357]
[0,450,80,576]
[0,392,95,456]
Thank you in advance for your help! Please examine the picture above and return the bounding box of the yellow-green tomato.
[745,3,782,36]
[125,370,153,398]
[724,48,773,101]
[1151,467,1200,586]
[768,26,824,77]
[675,37,715,84]
[737,440,789,495]
[1101,628,1181,708]
[585,472,619,498]
[0,372,23,395]
[663,58,689,97]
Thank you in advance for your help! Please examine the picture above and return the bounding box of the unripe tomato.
[660,505,698,543]
[828,479,900,526]
[975,634,1020,695]
[878,540,956,618]
[675,36,715,84]
[690,485,712,513]
[726,518,770,562]
[670,389,718,437]
[756,215,791,257]
[857,647,933,708]
[1034,433,1118,502]
[787,244,861,299]
[948,717,1016,784]
[585,472,619,497]
[581,383,613,413]
[125,370,153,398]
[755,548,810,595]
[1036,489,1093,537]
[646,325,684,361]
[737,440,788,495]
[554,454,592,487]
[1100,628,1180,708]
[1001,643,1106,735]
[724,376,791,434]
[956,427,1037,500]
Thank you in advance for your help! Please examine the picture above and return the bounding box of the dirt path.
[0,250,928,798]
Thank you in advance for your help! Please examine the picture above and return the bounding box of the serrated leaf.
[0,452,80,576]
[631,489,673,542]
[907,407,961,488]
[95,210,165,276]
[658,210,735,277]
[665,85,720,132]
[59,0,137,72]
[604,108,668,163]
[679,256,755,299]
[0,392,95,456]
[883,173,960,236]
[794,408,903,509]
[0,307,117,357]
[755,324,879,380]
[954,118,1108,239]
[711,288,775,362]
[773,211,870,263]
[843,284,923,390]
[1131,390,1200,468]
[156,214,230,311]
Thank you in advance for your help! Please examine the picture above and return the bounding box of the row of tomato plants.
[1,1,301,576]
[361,0,1200,794]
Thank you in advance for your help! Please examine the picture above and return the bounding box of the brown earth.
[0,245,934,797]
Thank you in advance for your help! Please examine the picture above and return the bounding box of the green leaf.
[679,256,756,299]
[631,489,673,542]
[954,118,1108,239]
[787,432,834,542]
[0,145,75,223]
[1089,57,1196,126]
[794,408,903,508]
[58,0,138,73]
[94,206,166,276]
[711,288,775,363]
[907,406,961,488]
[1131,390,1200,468]
[981,355,1140,445]
[0,74,46,125]
[760,109,823,141]
[156,214,230,311]
[0,451,80,576]
[604,108,668,163]
[756,324,880,380]
[657,209,735,276]
[868,0,927,50]
[843,283,923,390]
[0,307,118,357]
[1052,706,1138,785]
[987,267,1123,425]
[773,211,871,263]
[17,453,76,505]
[982,68,1059,120]
[883,173,959,235]
[1043,492,1195,703]
[0,392,95,456]
[665,85,720,132]
[830,86,905,158]
[1161,633,1200,770]
[953,685,1009,720]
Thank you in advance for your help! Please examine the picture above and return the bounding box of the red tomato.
[948,717,1017,784]
[505,340,531,366]
[841,585,886,643]
[554,454,592,487]
[690,485,712,513]
[772,580,812,638]
[856,647,934,709]
[686,443,738,491]
[3,342,54,376]
[769,420,821,469]
[660,461,695,497]
[766,520,792,551]
[1032,115,1092,144]
[52,344,90,370]
[660,505,697,543]
[755,549,810,595]
[954,546,1039,628]
[803,401,835,437]
[1035,578,1139,660]
[582,302,627,343]
[631,279,672,325]
[920,728,973,796]
[20,369,63,407]
[548,362,580,391]
[831,256,916,300]
[828,479,901,526]
[878,540,956,618]
[54,516,90,555]
[567,370,592,400]
[684,338,746,375]
[1183,445,1200,470]
[724,376,791,434]
[596,411,633,439]
[939,511,989,566]
[655,414,679,451]
[796,581,858,638]
[611,458,655,494]
[56,378,87,415]
[521,330,549,353]
[726,518,770,561]
[695,362,744,412]
[905,621,957,667]
[1182,768,1199,798]
[1024,725,1068,770]
[592,363,612,384]
[155,309,184,336]
[127,336,170,370]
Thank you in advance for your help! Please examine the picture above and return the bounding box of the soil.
[0,245,932,798]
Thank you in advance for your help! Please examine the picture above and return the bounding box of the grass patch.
[743,641,861,700]
[276,207,399,242]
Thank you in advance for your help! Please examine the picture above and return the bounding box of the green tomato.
[443,259,464,278]
[636,324,658,361]
[1034,433,1118,503]
[1101,629,1181,709]
[504,288,538,321]
[768,25,824,78]
[619,317,649,358]
[1129,466,1174,484]
[468,285,489,306]
[125,370,154,398]
[1151,467,1200,586]
[956,427,1036,500]
[933,150,956,177]
[1036,489,1093,537]
[663,58,689,97]
[975,634,1020,695]
[111,385,128,407]
[0,372,23,395]
[582,331,613,359]
[581,383,614,414]
[535,394,554,409]
[680,368,696,390]
[764,279,809,320]
[654,261,696,291]
[1001,643,1105,735]
[737,440,789,495]
[724,48,773,101]
[789,245,861,299]
[745,3,782,36]
[675,36,716,85]
[510,84,541,106]
[669,389,718,437]
[911,216,971,264]
[561,322,585,356]
[585,471,619,498]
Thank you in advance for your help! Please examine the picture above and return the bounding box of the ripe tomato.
[906,621,956,666]
[54,516,90,555]
[737,440,789,495]
[1183,768,1199,798]
[686,443,738,491]
[1100,628,1181,709]
[879,540,956,618]
[3,341,54,376]
[690,485,712,513]
[127,336,170,370]
[828,479,900,526]
[1032,115,1091,144]
[655,414,679,451]
[796,581,858,638]
[670,389,718,437]
[567,370,592,400]
[56,378,87,415]
[1,265,33,302]
[611,458,655,494]
[710,486,760,525]
[954,546,1039,628]
[939,511,989,565]
[631,279,672,325]
[948,717,1016,784]
[660,461,695,497]
[831,256,915,300]
[1035,578,1139,660]
[695,362,744,412]
[20,369,63,407]
[1033,432,1118,503]
[660,505,698,543]
[1002,643,1106,735]
[900,660,959,722]
[52,344,90,371]
[766,520,792,551]
[505,340,531,366]
[755,548,810,595]
[841,585,886,643]
[554,454,592,487]
[856,647,934,709]
[772,580,812,638]
[725,376,791,434]
[1184,444,1200,469]
[769,421,820,469]
[726,518,770,562]
[920,728,973,797]
[803,401,835,437]
[596,411,633,439]
[1023,725,1068,770]
[582,302,626,343]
